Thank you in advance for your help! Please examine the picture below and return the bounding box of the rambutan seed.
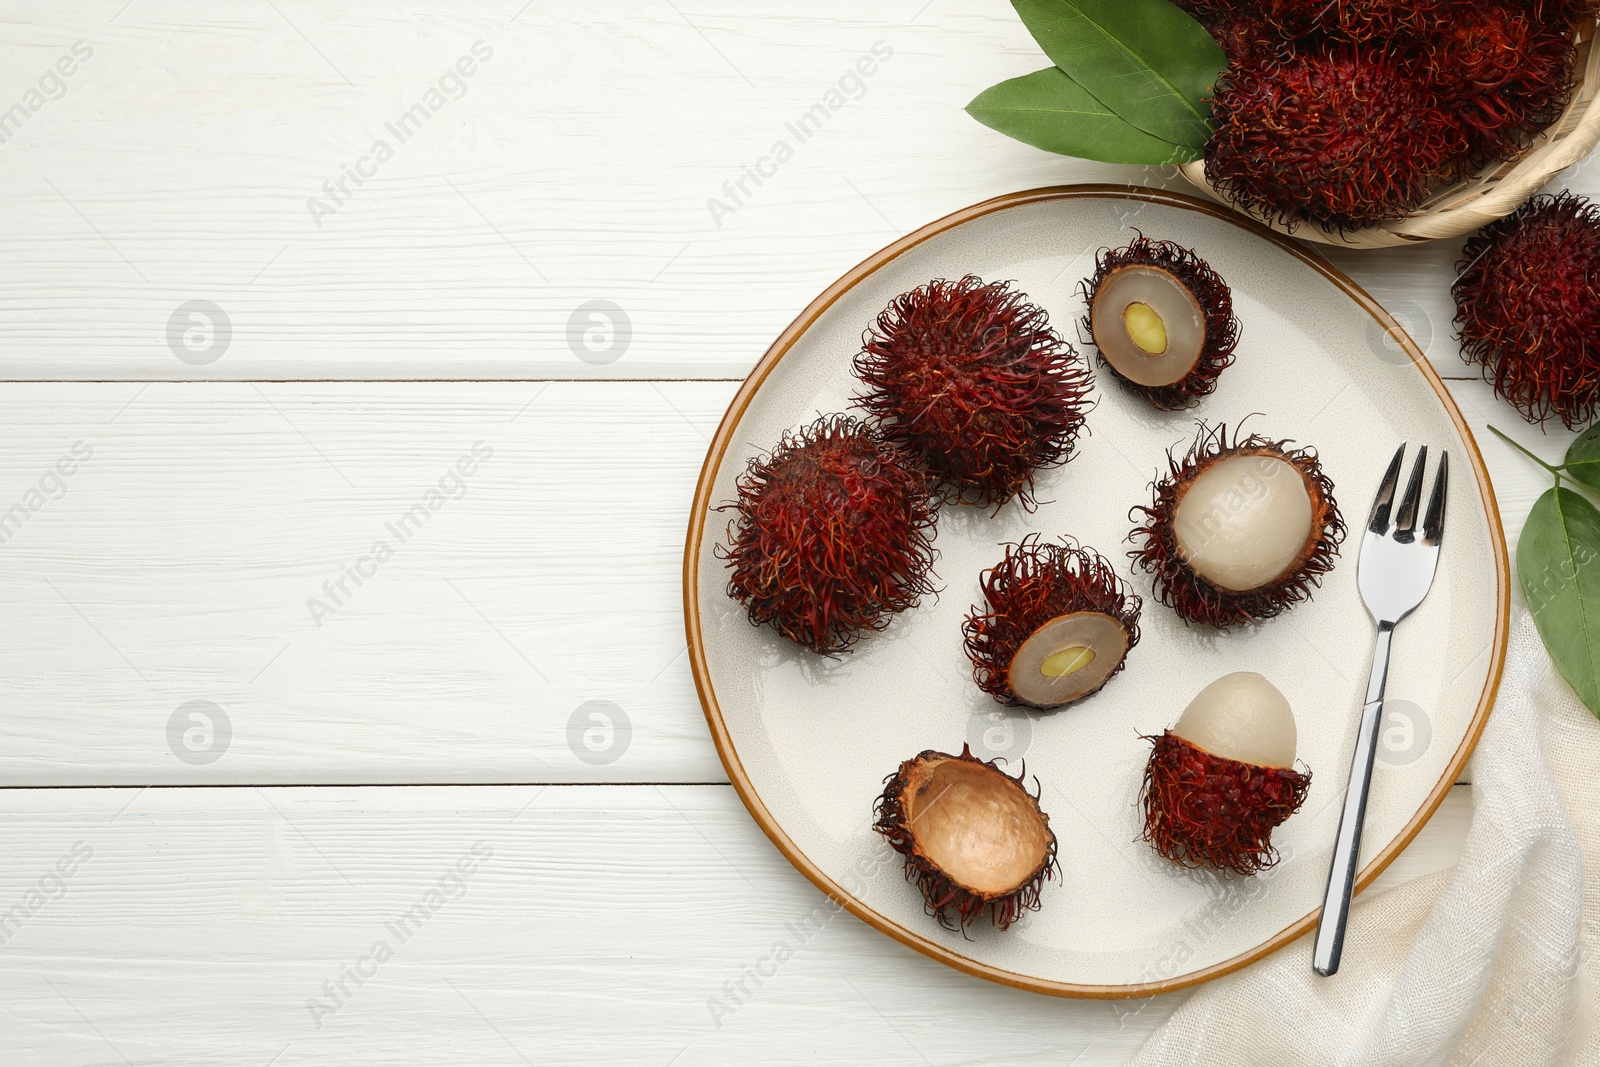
[1454,190,1600,429]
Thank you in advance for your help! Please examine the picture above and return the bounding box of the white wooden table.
[0,3,1582,1063]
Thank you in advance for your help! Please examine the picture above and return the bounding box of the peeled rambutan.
[874,744,1058,930]
[1141,672,1311,875]
[1079,235,1240,411]
[1423,4,1576,165]
[1205,41,1467,231]
[963,535,1142,710]
[853,276,1092,509]
[1129,422,1344,630]
[1453,191,1600,428]
[717,413,938,654]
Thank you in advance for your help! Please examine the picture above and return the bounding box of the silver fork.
[1312,443,1448,977]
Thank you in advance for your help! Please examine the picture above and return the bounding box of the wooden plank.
[0,782,1472,1066]
[0,379,1541,785]
[0,1,1581,381]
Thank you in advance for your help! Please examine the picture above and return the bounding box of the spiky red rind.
[1205,41,1468,232]
[1252,0,1453,41]
[1423,6,1577,167]
[1079,235,1240,411]
[853,275,1093,509]
[1454,192,1600,429]
[873,744,1059,931]
[962,535,1142,708]
[716,413,938,654]
[1140,730,1311,875]
[1128,422,1345,630]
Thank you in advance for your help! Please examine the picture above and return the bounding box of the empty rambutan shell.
[853,275,1092,509]
[1141,672,1311,875]
[963,535,1142,709]
[1080,236,1240,411]
[717,413,937,654]
[1129,422,1344,629]
[1454,192,1600,429]
[1205,41,1467,232]
[874,744,1058,930]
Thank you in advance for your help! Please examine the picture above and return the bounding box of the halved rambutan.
[963,536,1141,709]
[853,276,1092,509]
[1079,236,1240,411]
[1129,422,1344,629]
[1205,41,1467,231]
[1141,672,1311,875]
[874,744,1058,930]
[1454,191,1600,428]
[1423,4,1576,165]
[717,413,938,654]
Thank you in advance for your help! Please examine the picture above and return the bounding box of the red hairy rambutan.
[1080,235,1240,411]
[1129,422,1344,630]
[1453,190,1600,428]
[853,276,1092,509]
[717,413,938,654]
[1141,672,1311,875]
[874,744,1058,930]
[1423,3,1576,165]
[963,536,1142,709]
[1205,41,1467,231]
[1253,0,1452,39]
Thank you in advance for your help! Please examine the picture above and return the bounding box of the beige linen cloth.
[1134,612,1600,1066]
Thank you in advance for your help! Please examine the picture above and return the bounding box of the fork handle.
[1312,621,1395,977]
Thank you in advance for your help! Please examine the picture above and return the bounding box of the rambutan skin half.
[963,535,1142,709]
[1079,235,1240,411]
[1422,4,1576,166]
[1140,730,1311,875]
[853,275,1092,509]
[1129,423,1345,630]
[1205,41,1467,232]
[1454,191,1600,429]
[873,744,1059,931]
[717,413,938,654]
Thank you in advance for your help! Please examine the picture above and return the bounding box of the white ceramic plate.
[685,187,1508,998]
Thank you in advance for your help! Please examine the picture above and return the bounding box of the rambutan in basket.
[1178,19,1600,248]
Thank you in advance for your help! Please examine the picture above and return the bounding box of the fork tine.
[1422,451,1448,546]
[1393,444,1429,542]
[1369,444,1406,534]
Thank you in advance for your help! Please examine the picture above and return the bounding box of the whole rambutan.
[853,276,1092,509]
[1254,0,1452,39]
[1141,672,1311,875]
[1205,41,1468,231]
[963,536,1142,710]
[875,744,1058,930]
[717,413,938,654]
[1130,422,1344,630]
[1079,235,1240,411]
[1423,3,1576,165]
[1204,9,1288,65]
[1453,190,1600,428]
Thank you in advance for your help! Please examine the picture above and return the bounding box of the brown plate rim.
[681,184,1510,999]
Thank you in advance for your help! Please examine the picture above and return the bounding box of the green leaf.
[966,67,1197,165]
[1519,485,1600,717]
[1563,424,1600,491]
[1011,0,1225,149]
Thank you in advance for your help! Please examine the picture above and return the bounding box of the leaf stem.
[1487,424,1564,482]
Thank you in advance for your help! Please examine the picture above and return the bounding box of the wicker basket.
[1177,21,1600,248]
